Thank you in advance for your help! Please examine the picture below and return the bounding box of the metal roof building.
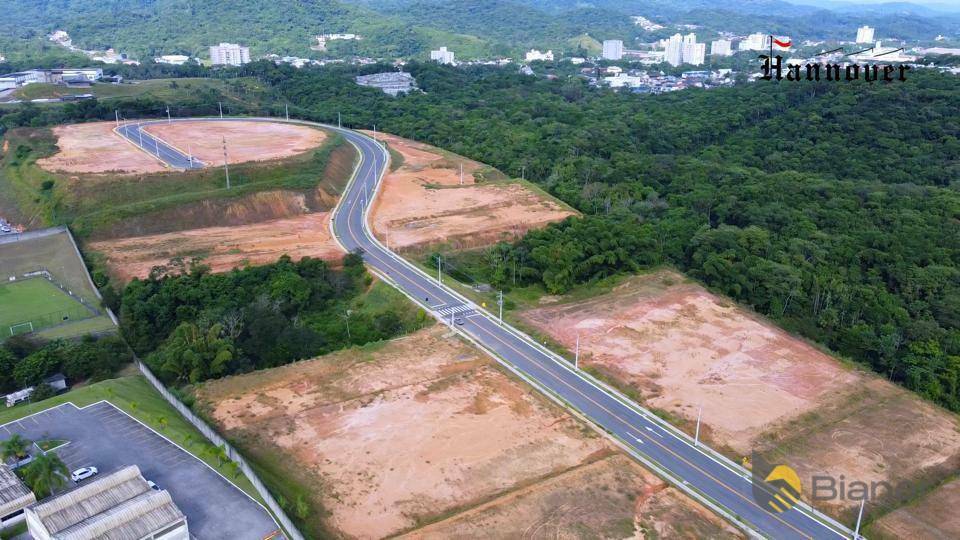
[25,465,188,540]
[0,463,36,528]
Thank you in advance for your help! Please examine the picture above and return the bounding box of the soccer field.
[0,278,94,334]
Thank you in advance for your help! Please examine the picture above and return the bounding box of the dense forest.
[120,253,427,384]
[230,61,958,412]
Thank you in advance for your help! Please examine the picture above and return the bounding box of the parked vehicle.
[71,466,98,483]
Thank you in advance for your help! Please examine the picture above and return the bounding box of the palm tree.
[1,434,31,462]
[23,453,68,498]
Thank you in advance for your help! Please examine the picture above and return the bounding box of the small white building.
[856,26,875,44]
[525,49,554,62]
[155,55,191,65]
[430,46,455,65]
[209,43,250,66]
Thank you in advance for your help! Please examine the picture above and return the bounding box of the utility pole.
[218,101,223,119]
[187,142,193,167]
[221,136,231,189]
[695,406,703,447]
[373,124,377,143]
[337,111,341,129]
[498,290,503,324]
[437,255,442,285]
[575,334,580,369]
[155,138,161,158]
[459,163,464,185]
[114,109,119,127]
[521,165,525,181]
[285,103,289,121]
[166,105,171,124]
[853,498,865,540]
[138,123,143,148]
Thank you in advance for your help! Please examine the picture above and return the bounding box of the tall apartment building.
[430,46,455,65]
[602,39,624,60]
[665,33,704,67]
[739,33,769,51]
[710,39,732,56]
[209,43,250,66]
[856,26,875,44]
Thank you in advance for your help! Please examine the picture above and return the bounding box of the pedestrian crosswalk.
[436,304,475,317]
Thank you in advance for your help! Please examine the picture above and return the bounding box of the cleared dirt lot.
[197,327,732,538]
[89,211,340,281]
[38,122,167,174]
[405,454,742,539]
[517,269,960,519]
[143,120,325,166]
[37,120,325,175]
[871,476,960,539]
[368,132,575,252]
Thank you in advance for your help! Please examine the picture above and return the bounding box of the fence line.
[136,361,304,540]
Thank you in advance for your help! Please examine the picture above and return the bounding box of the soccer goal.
[9,321,34,336]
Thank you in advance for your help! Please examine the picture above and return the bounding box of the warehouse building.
[25,465,187,540]
[0,463,36,530]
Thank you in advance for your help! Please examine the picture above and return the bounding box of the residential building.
[602,40,624,60]
[851,41,916,63]
[631,16,664,31]
[664,33,705,67]
[856,26,875,44]
[525,49,554,62]
[355,72,418,96]
[568,57,586,65]
[665,34,683,66]
[711,39,732,56]
[209,43,250,66]
[155,55,191,65]
[25,465,188,540]
[739,33,769,51]
[430,46,455,65]
[0,464,35,530]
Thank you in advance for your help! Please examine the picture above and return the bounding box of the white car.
[71,466,98,483]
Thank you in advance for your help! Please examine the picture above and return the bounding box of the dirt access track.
[37,120,325,175]
[197,327,740,539]
[518,269,960,520]
[368,131,576,253]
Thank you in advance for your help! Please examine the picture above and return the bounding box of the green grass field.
[0,278,94,334]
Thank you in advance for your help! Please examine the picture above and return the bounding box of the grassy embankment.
[4,77,267,104]
[0,125,356,239]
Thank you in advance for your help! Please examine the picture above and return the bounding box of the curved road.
[118,118,856,540]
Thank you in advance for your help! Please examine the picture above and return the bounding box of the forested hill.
[0,0,506,59]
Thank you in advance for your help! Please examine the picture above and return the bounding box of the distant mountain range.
[1,0,956,61]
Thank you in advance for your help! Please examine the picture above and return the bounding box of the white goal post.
[9,321,34,336]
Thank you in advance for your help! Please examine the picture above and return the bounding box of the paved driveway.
[0,401,280,540]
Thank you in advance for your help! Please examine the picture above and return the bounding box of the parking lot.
[0,401,280,539]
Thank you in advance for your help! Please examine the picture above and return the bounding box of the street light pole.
[166,105,171,124]
[222,136,231,189]
[218,101,223,119]
[575,334,580,369]
[498,290,503,324]
[695,406,703,447]
[853,498,865,540]
[437,255,442,285]
[114,109,119,127]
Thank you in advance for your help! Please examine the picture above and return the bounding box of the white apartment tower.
[602,39,624,60]
[665,33,705,66]
[856,26,875,44]
[665,34,683,66]
[711,39,732,56]
[209,43,250,66]
[739,33,769,51]
[430,46,455,65]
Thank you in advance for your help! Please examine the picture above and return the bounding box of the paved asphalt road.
[126,118,855,539]
[1,401,279,539]
[115,121,205,169]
